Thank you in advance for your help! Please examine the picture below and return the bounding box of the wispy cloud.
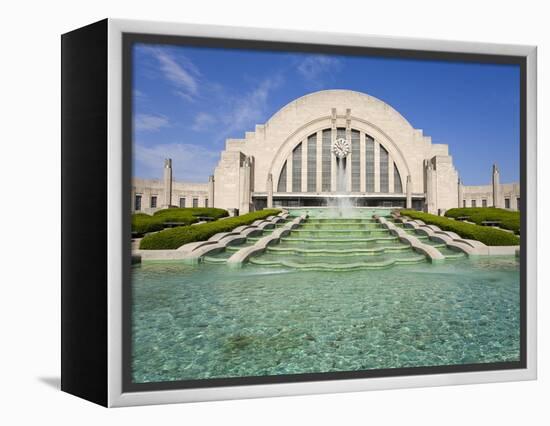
[146,47,201,101]
[217,75,283,138]
[133,89,146,99]
[134,142,220,182]
[192,112,217,132]
[297,55,342,89]
[135,45,288,161]
[134,113,170,132]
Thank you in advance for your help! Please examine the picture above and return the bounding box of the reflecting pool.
[132,255,520,383]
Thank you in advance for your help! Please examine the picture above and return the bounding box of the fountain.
[202,134,465,269]
[130,135,517,384]
[335,157,354,217]
[333,136,354,217]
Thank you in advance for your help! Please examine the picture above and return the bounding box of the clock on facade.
[332,137,351,158]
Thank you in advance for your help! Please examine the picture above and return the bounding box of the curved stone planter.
[377,216,444,262]
[397,216,480,256]
[397,214,519,256]
[136,212,287,263]
[182,234,249,263]
[227,214,307,267]
[180,214,287,262]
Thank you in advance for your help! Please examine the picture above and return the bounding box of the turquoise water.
[132,256,520,383]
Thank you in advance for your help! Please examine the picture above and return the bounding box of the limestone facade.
[132,176,208,214]
[462,182,520,210]
[131,90,520,214]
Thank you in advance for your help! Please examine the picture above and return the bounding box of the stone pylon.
[492,163,501,208]
[239,156,252,214]
[163,158,172,208]
[406,175,412,208]
[458,178,464,208]
[425,159,436,214]
[267,173,273,208]
[208,175,215,208]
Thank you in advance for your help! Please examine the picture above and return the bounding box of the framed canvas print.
[61,19,537,407]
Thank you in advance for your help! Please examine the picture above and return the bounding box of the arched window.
[351,130,360,191]
[275,128,407,197]
[321,129,332,192]
[292,142,302,192]
[394,164,403,193]
[307,134,317,192]
[365,136,375,192]
[336,128,346,192]
[379,145,389,193]
[277,161,287,192]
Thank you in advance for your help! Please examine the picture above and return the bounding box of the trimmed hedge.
[132,208,229,235]
[132,213,165,234]
[139,209,282,250]
[445,207,520,234]
[400,210,520,246]
[152,207,228,221]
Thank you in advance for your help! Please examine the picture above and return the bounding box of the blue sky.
[133,43,520,185]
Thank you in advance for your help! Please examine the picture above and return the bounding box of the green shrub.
[131,214,164,234]
[445,207,520,234]
[131,208,229,235]
[152,207,228,221]
[140,209,282,250]
[401,210,520,246]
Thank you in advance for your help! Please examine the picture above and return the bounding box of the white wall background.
[1,0,547,424]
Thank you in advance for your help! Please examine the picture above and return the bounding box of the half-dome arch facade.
[131,90,520,214]
[213,89,459,214]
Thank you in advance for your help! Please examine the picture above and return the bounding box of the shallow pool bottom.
[131,256,520,384]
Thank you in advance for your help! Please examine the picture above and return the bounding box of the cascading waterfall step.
[279,236,400,245]
[275,240,404,250]
[266,245,413,256]
[202,248,233,264]
[225,241,256,252]
[202,222,290,263]
[203,255,230,264]
[420,239,447,248]
[200,212,467,269]
[299,223,384,230]
[390,224,465,259]
[436,247,467,259]
[403,230,429,239]
[242,214,430,270]
[289,229,391,237]
[249,252,427,271]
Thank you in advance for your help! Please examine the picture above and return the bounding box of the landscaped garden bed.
[132,207,228,235]
[400,210,520,246]
[139,209,282,250]
[444,207,520,234]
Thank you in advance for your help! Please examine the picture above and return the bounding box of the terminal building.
[132,90,520,215]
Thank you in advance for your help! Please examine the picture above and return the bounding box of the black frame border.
[122,32,527,393]
[61,19,109,406]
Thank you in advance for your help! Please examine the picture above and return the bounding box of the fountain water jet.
[335,157,354,217]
